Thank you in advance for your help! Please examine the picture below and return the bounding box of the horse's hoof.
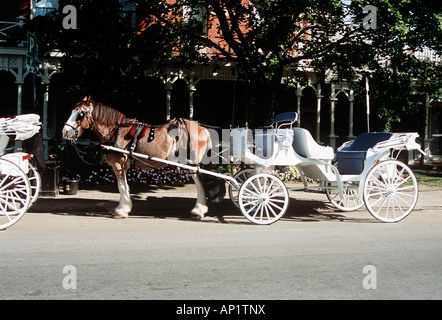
[113,206,131,219]
[112,213,128,219]
[191,204,208,220]
[190,213,202,221]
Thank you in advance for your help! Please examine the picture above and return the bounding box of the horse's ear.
[82,95,92,108]
[81,95,93,110]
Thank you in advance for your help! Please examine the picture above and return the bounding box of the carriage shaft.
[101,145,240,189]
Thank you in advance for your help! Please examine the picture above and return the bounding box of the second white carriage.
[0,114,42,230]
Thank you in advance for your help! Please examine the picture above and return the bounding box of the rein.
[65,105,119,166]
[69,139,102,166]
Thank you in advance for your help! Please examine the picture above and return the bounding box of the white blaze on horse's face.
[62,109,81,140]
[62,106,91,140]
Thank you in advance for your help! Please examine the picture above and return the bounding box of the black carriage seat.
[291,128,334,160]
[336,132,394,175]
[273,112,298,129]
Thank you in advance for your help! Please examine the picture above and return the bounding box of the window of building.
[183,4,207,35]
[32,0,58,18]
[120,0,136,29]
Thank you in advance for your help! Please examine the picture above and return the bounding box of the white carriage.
[229,112,425,224]
[0,114,42,230]
[102,111,424,225]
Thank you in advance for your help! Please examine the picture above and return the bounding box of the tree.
[24,0,176,107]
[170,0,376,124]
[26,0,441,130]
[349,0,442,132]
[167,0,441,129]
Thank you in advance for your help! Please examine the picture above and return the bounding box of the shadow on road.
[29,192,374,224]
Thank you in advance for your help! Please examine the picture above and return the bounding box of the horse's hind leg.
[191,173,208,220]
[107,154,132,219]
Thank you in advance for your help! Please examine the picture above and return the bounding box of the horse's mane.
[92,102,125,126]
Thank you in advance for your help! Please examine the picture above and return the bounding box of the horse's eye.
[75,111,85,121]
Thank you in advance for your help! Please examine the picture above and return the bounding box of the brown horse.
[62,96,213,220]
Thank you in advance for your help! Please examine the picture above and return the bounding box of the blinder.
[64,105,93,140]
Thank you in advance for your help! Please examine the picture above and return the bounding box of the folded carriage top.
[0,114,41,141]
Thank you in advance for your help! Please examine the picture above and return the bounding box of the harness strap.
[130,123,145,154]
[147,127,155,142]
[108,118,200,169]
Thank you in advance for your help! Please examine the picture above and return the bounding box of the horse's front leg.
[191,173,208,220]
[113,174,132,219]
[107,154,132,219]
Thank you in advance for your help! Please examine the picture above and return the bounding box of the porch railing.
[0,16,26,45]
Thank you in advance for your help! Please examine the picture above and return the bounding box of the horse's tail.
[190,120,213,165]
[201,125,212,157]
[181,120,225,203]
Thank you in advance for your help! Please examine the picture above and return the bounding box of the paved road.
[1,185,441,301]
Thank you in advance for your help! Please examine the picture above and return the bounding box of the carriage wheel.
[238,173,289,225]
[0,159,32,230]
[326,181,364,212]
[228,169,255,207]
[363,160,418,223]
[27,162,41,207]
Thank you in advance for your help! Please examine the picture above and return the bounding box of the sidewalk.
[414,188,442,209]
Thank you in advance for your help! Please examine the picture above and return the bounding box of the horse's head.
[62,96,94,141]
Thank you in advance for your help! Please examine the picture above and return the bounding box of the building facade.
[1,1,61,157]
[1,0,440,161]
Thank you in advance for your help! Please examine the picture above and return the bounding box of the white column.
[316,83,322,142]
[165,82,172,121]
[296,83,302,127]
[43,86,49,159]
[17,83,23,115]
[188,74,199,120]
[189,87,196,120]
[348,89,355,139]
[329,97,338,149]
[15,82,23,151]
[422,93,431,165]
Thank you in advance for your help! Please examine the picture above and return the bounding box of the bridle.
[64,104,94,141]
[64,103,100,165]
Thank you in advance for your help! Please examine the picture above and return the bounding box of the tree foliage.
[349,0,442,131]
[168,0,441,128]
[24,0,441,130]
